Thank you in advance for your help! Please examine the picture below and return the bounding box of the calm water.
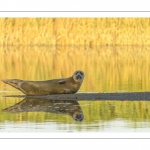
[1,45,150,132]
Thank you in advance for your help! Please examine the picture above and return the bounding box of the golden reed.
[1,18,150,46]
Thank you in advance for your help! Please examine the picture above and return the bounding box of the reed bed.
[0,18,150,45]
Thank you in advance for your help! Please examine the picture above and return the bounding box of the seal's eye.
[75,72,78,75]
[80,72,83,75]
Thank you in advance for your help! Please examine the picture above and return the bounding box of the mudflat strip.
[3,92,150,100]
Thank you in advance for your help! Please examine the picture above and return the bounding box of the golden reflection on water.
[1,98,150,130]
[1,45,150,93]
[1,45,150,131]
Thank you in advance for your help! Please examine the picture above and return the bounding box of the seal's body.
[2,70,84,96]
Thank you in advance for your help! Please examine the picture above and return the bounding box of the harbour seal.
[3,98,84,122]
[2,70,84,96]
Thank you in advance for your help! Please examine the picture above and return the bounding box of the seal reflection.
[2,98,84,122]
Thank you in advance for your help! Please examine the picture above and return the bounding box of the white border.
[0,133,150,138]
[0,12,150,17]
[0,0,150,11]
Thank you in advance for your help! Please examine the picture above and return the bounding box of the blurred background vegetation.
[0,18,150,46]
[1,18,150,130]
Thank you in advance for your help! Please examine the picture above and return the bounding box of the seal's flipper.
[2,79,22,89]
[58,79,66,84]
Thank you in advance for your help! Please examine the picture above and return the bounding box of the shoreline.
[2,92,150,100]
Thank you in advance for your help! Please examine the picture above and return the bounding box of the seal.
[2,70,84,96]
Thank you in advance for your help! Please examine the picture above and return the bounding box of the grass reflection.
[1,98,150,129]
[1,46,150,92]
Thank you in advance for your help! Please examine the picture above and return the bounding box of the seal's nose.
[76,75,82,79]
[73,114,84,122]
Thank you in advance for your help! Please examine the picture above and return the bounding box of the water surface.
[1,45,150,132]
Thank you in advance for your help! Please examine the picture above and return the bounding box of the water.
[1,45,150,132]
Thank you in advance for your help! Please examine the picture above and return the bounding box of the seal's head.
[72,70,84,84]
[72,111,84,122]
